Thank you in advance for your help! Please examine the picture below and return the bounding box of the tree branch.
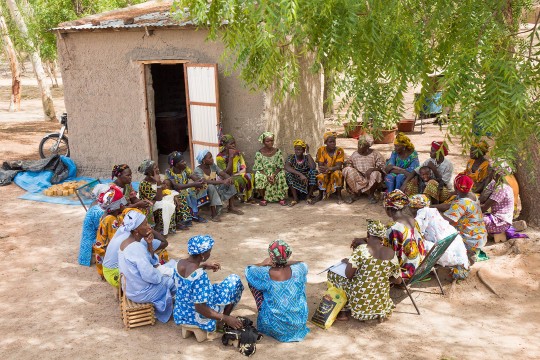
[529,10,540,59]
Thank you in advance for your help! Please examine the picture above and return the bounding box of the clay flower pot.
[397,119,416,133]
[374,127,398,144]
[343,122,367,139]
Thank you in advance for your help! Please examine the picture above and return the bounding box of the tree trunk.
[322,66,334,118]
[5,0,56,121]
[0,13,21,111]
[515,137,540,227]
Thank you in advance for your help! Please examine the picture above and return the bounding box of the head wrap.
[92,183,111,200]
[168,151,183,167]
[383,189,410,210]
[187,235,215,256]
[219,134,235,152]
[268,239,292,266]
[196,149,211,164]
[293,139,307,149]
[111,164,129,180]
[358,134,374,147]
[138,159,155,175]
[258,131,274,143]
[120,210,146,232]
[323,131,337,143]
[97,184,128,213]
[366,219,387,239]
[472,140,489,155]
[409,194,431,209]
[454,173,474,193]
[394,132,415,151]
[431,141,449,156]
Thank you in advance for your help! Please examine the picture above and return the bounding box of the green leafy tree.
[175,0,540,223]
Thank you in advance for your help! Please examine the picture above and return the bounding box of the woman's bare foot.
[336,311,350,321]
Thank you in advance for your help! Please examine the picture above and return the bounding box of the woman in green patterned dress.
[253,132,288,206]
[327,219,401,321]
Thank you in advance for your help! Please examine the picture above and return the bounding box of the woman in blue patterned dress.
[384,133,420,192]
[173,235,244,331]
[78,184,109,266]
[245,240,310,342]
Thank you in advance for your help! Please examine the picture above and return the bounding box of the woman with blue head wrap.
[173,235,245,331]
[193,149,243,222]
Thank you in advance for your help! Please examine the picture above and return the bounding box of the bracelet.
[156,185,162,189]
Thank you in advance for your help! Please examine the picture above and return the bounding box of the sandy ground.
[0,71,539,360]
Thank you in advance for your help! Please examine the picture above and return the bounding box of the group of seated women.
[77,129,524,342]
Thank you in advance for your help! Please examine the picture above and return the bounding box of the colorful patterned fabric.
[293,139,307,148]
[409,194,431,209]
[431,141,449,156]
[285,154,318,194]
[168,151,183,167]
[394,132,415,150]
[323,131,337,143]
[121,183,137,203]
[472,140,489,155]
[343,150,385,194]
[93,213,122,277]
[258,131,275,143]
[383,189,410,210]
[415,207,469,268]
[187,235,215,255]
[194,164,237,206]
[78,205,104,266]
[404,178,450,202]
[166,167,210,211]
[316,146,345,198]
[97,185,127,213]
[454,173,474,193]
[367,219,387,239]
[386,221,426,279]
[327,244,400,320]
[465,158,490,192]
[173,269,244,331]
[483,180,514,233]
[385,150,420,191]
[245,263,310,342]
[216,150,254,202]
[444,198,487,251]
[111,164,129,180]
[268,240,292,266]
[119,241,175,323]
[138,159,155,175]
[139,181,191,232]
[253,149,288,202]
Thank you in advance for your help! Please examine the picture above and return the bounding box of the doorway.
[149,63,189,170]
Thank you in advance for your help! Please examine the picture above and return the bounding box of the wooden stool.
[180,324,219,342]
[493,232,507,243]
[119,274,156,329]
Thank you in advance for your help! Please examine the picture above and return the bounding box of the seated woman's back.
[245,262,310,342]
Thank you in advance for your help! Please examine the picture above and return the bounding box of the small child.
[417,166,433,193]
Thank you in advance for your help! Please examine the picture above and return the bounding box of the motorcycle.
[39,112,70,158]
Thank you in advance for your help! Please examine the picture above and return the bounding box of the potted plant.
[343,121,367,139]
[397,118,416,132]
[374,119,398,144]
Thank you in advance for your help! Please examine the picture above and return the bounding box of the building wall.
[56,28,323,178]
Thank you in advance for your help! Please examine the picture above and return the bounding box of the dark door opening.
[150,64,189,165]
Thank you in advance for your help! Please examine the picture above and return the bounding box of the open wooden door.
[184,64,220,167]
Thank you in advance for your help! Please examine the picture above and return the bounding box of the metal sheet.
[189,105,218,143]
[186,67,217,103]
[192,143,219,166]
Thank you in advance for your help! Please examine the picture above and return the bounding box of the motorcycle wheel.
[39,134,70,158]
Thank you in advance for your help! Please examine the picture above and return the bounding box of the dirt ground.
[0,73,539,360]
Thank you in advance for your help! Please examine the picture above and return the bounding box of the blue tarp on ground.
[12,156,139,206]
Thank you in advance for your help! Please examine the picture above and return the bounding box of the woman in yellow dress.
[316,131,345,203]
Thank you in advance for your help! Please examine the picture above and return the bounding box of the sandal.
[289,200,298,207]
[192,215,208,223]
[176,223,189,231]
[279,200,287,206]
[210,215,221,222]
[228,208,244,215]
[306,198,316,205]
[259,200,268,206]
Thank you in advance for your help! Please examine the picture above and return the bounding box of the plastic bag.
[311,284,347,329]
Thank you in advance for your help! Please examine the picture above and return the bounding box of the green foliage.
[174,0,540,163]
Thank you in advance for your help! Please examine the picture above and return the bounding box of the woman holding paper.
[327,219,401,321]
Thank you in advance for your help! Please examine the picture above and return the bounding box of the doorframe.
[140,59,190,163]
